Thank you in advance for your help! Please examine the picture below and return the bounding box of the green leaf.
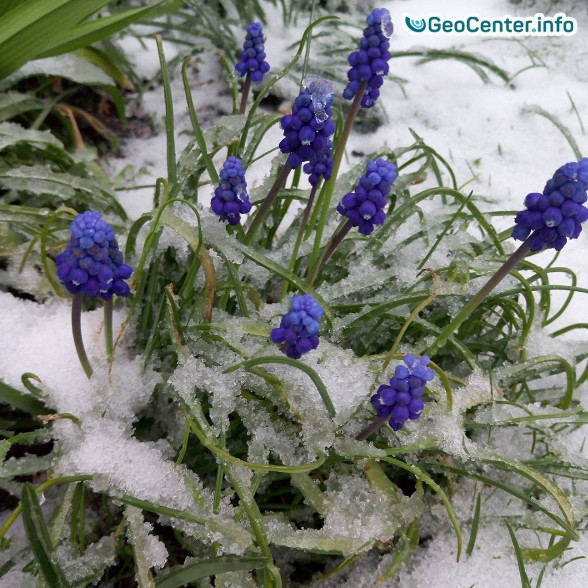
[21,482,71,587]
[0,1,24,18]
[37,4,164,58]
[0,379,50,414]
[0,164,126,219]
[382,457,462,561]
[225,355,336,418]
[156,556,268,588]
[118,494,252,550]
[0,440,10,464]
[505,522,531,588]
[126,507,156,588]
[466,493,482,557]
[0,0,111,80]
[231,240,334,327]
[0,92,42,121]
[523,105,582,160]
[0,54,113,89]
[213,247,250,318]
[0,121,63,152]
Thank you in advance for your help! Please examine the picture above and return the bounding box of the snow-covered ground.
[1,0,587,586]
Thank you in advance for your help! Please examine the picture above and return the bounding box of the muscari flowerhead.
[279,75,335,185]
[371,354,434,431]
[513,158,588,251]
[270,294,324,359]
[211,156,252,226]
[234,22,270,83]
[343,8,393,108]
[56,211,132,299]
[336,158,397,235]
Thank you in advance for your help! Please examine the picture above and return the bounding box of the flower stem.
[239,72,252,115]
[281,183,319,299]
[72,293,93,379]
[244,162,292,245]
[308,81,366,267]
[104,298,113,362]
[427,240,531,357]
[355,414,389,441]
[306,220,352,286]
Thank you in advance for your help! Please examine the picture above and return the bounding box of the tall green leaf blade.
[21,482,71,587]
[38,4,164,58]
[0,0,77,44]
[231,240,334,327]
[156,556,268,588]
[0,0,111,79]
[0,0,24,18]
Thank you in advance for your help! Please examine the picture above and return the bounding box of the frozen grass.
[1,0,588,586]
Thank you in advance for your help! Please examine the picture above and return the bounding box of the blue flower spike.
[337,158,398,235]
[56,211,132,299]
[211,156,252,226]
[279,75,336,185]
[235,22,270,84]
[56,211,132,379]
[343,8,393,108]
[370,354,434,431]
[513,158,588,251]
[270,294,324,359]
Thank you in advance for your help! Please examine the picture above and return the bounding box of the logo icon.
[405,17,426,32]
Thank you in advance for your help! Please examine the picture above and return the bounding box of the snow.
[2,0,588,585]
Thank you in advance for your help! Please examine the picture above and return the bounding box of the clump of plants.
[1,5,588,588]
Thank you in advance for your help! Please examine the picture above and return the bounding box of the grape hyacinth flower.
[306,157,398,285]
[343,8,393,109]
[513,158,588,251]
[279,75,336,184]
[370,354,434,431]
[235,22,270,114]
[270,294,324,359]
[429,157,588,359]
[245,76,335,244]
[234,22,270,84]
[337,158,398,235]
[56,211,132,299]
[211,157,252,226]
[56,211,133,378]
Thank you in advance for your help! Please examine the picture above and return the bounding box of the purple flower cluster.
[343,8,393,108]
[513,158,588,251]
[234,22,270,83]
[211,157,252,226]
[336,158,397,235]
[56,211,132,299]
[270,294,323,359]
[371,354,434,431]
[279,75,335,185]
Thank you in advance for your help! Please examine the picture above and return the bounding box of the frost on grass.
[267,469,421,555]
[58,535,117,585]
[256,340,374,454]
[171,355,246,433]
[56,418,195,510]
[126,506,168,571]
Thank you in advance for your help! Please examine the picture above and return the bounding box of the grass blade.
[505,521,531,588]
[225,355,336,418]
[0,379,50,414]
[156,556,268,588]
[21,482,71,587]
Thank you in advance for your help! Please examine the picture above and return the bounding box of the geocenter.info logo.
[405,12,577,36]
